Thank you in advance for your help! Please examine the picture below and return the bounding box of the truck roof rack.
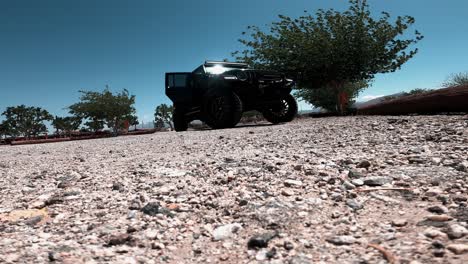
[204,61,249,68]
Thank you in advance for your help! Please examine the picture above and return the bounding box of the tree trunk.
[330,80,347,115]
[168,121,174,131]
[113,118,119,136]
[338,90,349,115]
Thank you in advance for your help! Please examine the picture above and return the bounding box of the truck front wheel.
[262,94,298,124]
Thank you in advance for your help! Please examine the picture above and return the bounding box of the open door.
[165,72,192,103]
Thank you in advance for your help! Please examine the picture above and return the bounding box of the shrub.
[443,72,468,87]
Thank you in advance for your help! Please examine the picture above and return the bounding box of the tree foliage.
[0,121,8,140]
[233,0,423,113]
[406,88,430,95]
[154,104,174,130]
[69,87,136,135]
[84,119,105,132]
[52,116,82,136]
[443,72,468,87]
[1,105,53,138]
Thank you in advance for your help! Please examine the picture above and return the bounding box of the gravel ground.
[1,115,467,264]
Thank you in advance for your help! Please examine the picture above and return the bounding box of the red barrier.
[10,138,72,146]
[5,129,157,146]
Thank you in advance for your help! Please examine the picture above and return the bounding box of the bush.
[406,88,430,95]
[382,88,431,102]
[443,72,468,87]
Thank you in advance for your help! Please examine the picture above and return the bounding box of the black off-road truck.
[165,61,298,131]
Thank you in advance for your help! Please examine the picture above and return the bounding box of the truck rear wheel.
[203,92,243,129]
[173,106,188,132]
[262,94,298,124]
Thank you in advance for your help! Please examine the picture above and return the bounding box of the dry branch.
[368,243,397,264]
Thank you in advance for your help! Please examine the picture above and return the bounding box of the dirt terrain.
[1,116,467,264]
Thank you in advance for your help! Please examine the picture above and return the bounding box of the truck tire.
[173,106,188,132]
[203,91,243,129]
[229,92,243,128]
[262,94,298,124]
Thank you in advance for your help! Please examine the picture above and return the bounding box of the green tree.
[52,116,82,136]
[154,104,174,130]
[233,0,423,114]
[69,87,136,135]
[1,105,53,139]
[443,72,468,87]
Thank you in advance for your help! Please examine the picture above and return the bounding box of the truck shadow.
[187,122,277,132]
[235,123,276,129]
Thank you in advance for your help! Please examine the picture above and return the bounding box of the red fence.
[1,129,157,146]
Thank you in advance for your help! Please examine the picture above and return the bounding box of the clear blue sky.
[1,0,467,121]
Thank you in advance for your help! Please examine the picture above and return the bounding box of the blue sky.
[1,0,467,121]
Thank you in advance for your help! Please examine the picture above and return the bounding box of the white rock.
[284,179,303,187]
[351,179,364,186]
[391,219,408,227]
[298,211,308,217]
[158,186,170,195]
[425,188,443,197]
[447,224,468,239]
[212,223,242,241]
[423,228,447,239]
[326,235,356,245]
[255,249,269,261]
[145,229,158,240]
[447,244,468,255]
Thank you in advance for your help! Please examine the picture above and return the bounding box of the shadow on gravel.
[235,123,276,129]
[187,122,277,132]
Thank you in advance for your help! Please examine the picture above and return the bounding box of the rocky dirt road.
[1,116,467,264]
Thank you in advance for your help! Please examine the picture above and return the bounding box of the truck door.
[165,72,192,103]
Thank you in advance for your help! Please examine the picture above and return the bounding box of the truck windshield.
[205,65,245,75]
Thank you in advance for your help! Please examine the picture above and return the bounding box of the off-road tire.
[262,94,298,124]
[229,93,243,128]
[203,91,243,129]
[173,107,188,132]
